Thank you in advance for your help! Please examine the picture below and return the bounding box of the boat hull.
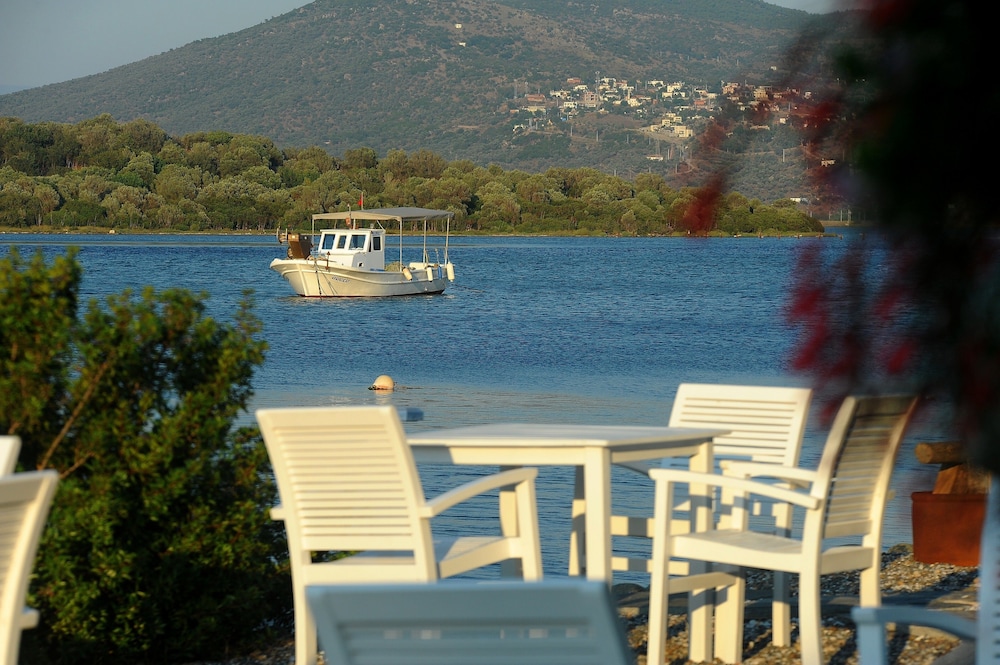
[270,258,448,297]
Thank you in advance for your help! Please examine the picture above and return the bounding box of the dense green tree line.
[0,114,822,236]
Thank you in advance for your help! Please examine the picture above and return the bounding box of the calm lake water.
[0,230,947,582]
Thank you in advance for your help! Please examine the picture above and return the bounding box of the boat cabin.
[316,227,386,270]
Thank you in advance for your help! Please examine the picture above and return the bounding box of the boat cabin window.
[350,234,367,250]
[372,236,381,251]
[321,234,336,251]
[336,235,347,249]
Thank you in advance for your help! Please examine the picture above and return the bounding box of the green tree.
[0,249,289,663]
[119,118,168,155]
[475,180,521,230]
[154,164,202,203]
[342,146,378,170]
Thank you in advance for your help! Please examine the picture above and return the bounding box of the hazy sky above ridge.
[0,0,842,90]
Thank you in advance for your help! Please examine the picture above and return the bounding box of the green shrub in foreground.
[0,248,291,664]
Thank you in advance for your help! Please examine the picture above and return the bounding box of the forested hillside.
[0,0,851,203]
[0,115,824,236]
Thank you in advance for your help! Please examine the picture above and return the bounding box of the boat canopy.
[312,207,454,223]
[311,207,454,267]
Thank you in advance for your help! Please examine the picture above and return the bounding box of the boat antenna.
[423,218,429,263]
[444,214,451,264]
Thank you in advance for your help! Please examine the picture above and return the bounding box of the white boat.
[270,207,456,297]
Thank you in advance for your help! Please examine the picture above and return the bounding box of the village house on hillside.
[509,73,827,162]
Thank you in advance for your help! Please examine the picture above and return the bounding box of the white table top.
[407,423,729,469]
[407,423,727,449]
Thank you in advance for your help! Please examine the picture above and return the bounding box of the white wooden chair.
[602,383,812,664]
[648,394,917,665]
[306,579,635,665]
[1,470,59,665]
[852,475,1000,665]
[256,405,544,665]
[0,437,20,475]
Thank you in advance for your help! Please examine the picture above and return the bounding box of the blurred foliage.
[785,1,1000,472]
[0,250,290,663]
[0,114,822,235]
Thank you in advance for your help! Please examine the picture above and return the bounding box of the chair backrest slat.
[811,395,917,541]
[668,384,812,467]
[258,406,428,553]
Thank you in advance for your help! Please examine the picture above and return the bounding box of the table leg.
[583,448,612,583]
[687,441,715,663]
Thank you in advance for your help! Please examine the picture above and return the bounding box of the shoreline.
[0,226,840,239]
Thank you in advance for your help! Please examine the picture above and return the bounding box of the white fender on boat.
[446,262,455,281]
[425,267,434,281]
[402,267,413,280]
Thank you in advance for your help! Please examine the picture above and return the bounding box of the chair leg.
[646,475,677,665]
[859,561,881,607]
[646,543,671,664]
[688,587,715,662]
[293,579,318,665]
[797,576,823,665]
[854,614,892,665]
[713,575,746,664]
[772,570,792,646]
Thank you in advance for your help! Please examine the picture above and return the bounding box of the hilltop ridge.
[0,0,853,201]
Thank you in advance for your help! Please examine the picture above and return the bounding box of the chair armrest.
[648,468,822,510]
[851,606,976,640]
[419,467,539,518]
[851,605,976,665]
[721,461,817,487]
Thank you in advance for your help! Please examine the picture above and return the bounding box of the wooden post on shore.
[914,441,990,494]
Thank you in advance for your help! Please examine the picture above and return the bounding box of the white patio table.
[407,422,729,663]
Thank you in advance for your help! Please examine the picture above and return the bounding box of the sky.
[0,0,841,91]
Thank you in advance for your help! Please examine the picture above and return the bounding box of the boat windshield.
[350,234,367,250]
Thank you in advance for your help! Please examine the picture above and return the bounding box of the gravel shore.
[191,544,977,665]
[615,543,978,665]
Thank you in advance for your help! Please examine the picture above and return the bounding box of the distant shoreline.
[0,226,841,239]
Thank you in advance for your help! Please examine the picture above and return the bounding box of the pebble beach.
[187,544,977,665]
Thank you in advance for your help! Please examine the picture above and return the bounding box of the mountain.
[0,0,849,183]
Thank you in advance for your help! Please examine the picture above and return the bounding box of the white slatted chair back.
[668,383,811,468]
[260,405,432,562]
[0,470,59,665]
[806,394,917,545]
[307,580,635,665]
[0,437,20,476]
